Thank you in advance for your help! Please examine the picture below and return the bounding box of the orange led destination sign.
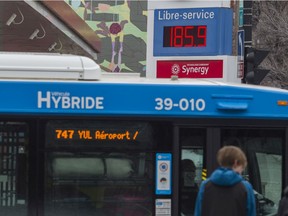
[55,129,139,141]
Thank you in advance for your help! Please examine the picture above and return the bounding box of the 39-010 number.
[155,98,205,111]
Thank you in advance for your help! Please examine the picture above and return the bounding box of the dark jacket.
[277,186,288,216]
[194,167,256,216]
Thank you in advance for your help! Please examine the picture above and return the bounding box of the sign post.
[238,30,244,78]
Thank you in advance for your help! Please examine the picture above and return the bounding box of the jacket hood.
[210,167,243,186]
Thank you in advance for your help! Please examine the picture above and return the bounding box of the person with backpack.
[194,145,256,216]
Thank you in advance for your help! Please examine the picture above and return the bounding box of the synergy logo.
[171,64,180,75]
[181,63,209,75]
[170,63,210,76]
[37,91,104,109]
[157,60,223,78]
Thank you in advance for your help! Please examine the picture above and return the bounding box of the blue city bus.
[0,53,287,216]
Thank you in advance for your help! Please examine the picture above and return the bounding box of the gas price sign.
[154,7,233,56]
[163,25,207,47]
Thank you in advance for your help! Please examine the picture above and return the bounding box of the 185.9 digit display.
[163,25,207,47]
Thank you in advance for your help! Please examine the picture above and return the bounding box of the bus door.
[0,122,28,216]
[178,127,207,216]
[178,126,284,216]
[221,128,284,216]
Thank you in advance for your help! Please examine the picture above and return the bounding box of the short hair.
[181,159,196,172]
[217,146,247,168]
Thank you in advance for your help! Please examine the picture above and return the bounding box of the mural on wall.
[67,0,147,76]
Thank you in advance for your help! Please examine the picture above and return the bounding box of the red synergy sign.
[156,60,223,78]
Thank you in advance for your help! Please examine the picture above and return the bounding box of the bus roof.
[0,52,101,80]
